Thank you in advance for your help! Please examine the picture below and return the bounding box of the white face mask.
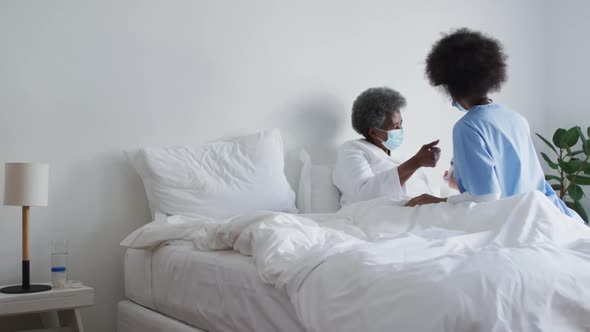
[452,100,468,113]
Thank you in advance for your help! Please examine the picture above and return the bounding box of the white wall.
[544,0,590,214]
[0,1,546,330]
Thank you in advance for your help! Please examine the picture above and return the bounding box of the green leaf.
[584,139,590,156]
[545,175,561,182]
[560,159,576,174]
[552,183,562,191]
[536,133,558,154]
[588,127,590,138]
[558,159,590,174]
[573,200,589,223]
[567,174,590,185]
[562,127,580,148]
[551,127,580,149]
[568,184,585,201]
[553,128,567,148]
[564,159,590,174]
[541,152,558,169]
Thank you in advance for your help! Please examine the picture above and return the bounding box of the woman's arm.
[398,140,441,185]
[397,157,420,186]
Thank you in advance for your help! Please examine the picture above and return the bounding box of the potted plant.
[537,126,590,223]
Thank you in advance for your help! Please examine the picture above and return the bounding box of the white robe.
[332,139,433,206]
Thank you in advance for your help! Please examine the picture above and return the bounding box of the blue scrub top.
[452,103,576,218]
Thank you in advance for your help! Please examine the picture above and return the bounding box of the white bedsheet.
[122,192,590,331]
[124,245,304,332]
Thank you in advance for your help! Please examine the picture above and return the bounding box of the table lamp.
[1,162,51,293]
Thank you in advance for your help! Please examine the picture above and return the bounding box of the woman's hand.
[412,140,441,167]
[444,170,459,190]
[398,140,441,186]
[405,194,447,207]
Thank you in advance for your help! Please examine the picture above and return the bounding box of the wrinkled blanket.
[122,192,590,332]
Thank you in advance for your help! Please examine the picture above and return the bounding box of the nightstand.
[0,282,94,332]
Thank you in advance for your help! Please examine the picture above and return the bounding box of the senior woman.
[405,28,578,220]
[332,87,441,206]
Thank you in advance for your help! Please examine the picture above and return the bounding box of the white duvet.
[122,192,590,332]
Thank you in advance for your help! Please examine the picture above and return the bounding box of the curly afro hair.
[425,28,507,99]
[351,87,406,138]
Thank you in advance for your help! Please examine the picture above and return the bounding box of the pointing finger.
[423,140,440,149]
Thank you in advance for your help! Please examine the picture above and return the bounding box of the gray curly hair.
[351,87,406,138]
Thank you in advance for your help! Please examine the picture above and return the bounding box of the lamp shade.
[3,163,49,207]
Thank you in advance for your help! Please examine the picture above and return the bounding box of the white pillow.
[128,129,297,219]
[297,149,341,214]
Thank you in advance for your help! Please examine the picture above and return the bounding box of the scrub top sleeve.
[453,122,501,197]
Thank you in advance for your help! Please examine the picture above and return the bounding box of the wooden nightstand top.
[0,283,94,316]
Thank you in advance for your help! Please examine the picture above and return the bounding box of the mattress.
[124,246,305,332]
[118,300,206,332]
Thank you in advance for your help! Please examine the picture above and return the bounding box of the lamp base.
[0,284,52,294]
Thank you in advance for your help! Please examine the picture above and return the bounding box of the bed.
[121,192,590,331]
[119,129,590,331]
[118,246,304,332]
